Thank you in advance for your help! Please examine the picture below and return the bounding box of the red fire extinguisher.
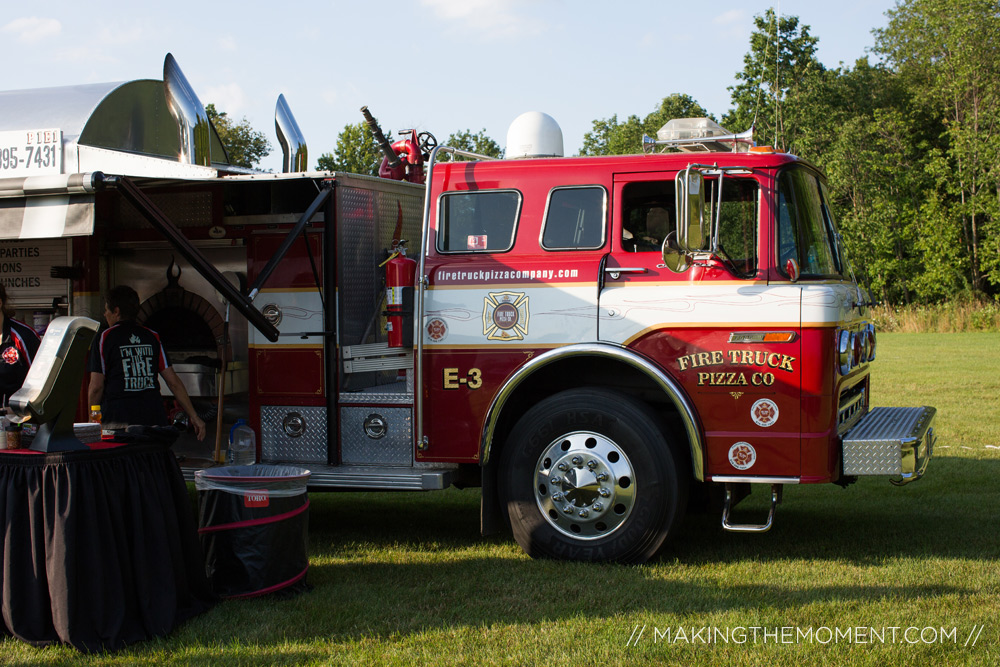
[384,241,416,348]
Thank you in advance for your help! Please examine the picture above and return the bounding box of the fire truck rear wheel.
[499,388,687,564]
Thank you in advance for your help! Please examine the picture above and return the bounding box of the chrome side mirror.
[675,168,707,251]
[661,231,690,273]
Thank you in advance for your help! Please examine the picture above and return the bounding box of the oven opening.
[143,306,218,366]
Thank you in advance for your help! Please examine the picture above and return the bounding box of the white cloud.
[96,23,145,46]
[419,0,542,40]
[2,17,61,43]
[713,9,746,26]
[53,47,118,66]
[712,9,750,41]
[219,35,238,52]
[202,83,247,116]
[320,88,340,109]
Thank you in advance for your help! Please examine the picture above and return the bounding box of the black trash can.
[195,465,310,598]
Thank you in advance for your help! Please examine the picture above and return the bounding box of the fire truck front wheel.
[499,388,687,564]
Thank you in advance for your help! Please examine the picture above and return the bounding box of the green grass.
[3,334,998,666]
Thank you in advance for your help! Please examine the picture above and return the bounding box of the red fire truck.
[0,56,935,563]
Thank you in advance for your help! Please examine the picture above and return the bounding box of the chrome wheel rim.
[534,430,636,540]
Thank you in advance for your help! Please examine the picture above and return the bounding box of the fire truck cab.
[0,57,936,563]
[418,121,935,562]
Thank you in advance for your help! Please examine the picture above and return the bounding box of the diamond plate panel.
[842,406,935,475]
[116,190,213,229]
[261,405,328,463]
[336,179,423,391]
[340,406,413,465]
[844,406,929,442]
[340,390,414,406]
[842,442,902,475]
[340,378,413,405]
[337,185,380,348]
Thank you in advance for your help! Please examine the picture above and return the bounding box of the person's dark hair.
[105,285,141,321]
[0,284,13,320]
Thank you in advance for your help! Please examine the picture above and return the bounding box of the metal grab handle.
[604,267,648,280]
[604,267,648,274]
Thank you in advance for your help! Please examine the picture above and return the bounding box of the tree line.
[581,0,1000,305]
[213,0,999,306]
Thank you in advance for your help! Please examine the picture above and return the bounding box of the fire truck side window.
[710,177,759,278]
[777,169,840,278]
[620,179,758,277]
[437,190,521,253]
[621,181,675,252]
[541,187,606,250]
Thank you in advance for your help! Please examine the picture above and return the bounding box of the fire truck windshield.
[777,167,844,279]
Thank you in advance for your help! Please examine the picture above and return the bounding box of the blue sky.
[3,1,898,172]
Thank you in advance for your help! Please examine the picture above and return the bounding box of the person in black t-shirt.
[87,286,206,440]
[0,285,41,407]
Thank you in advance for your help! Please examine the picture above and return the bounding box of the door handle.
[604,267,648,280]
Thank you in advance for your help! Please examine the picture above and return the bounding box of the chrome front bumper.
[841,406,936,485]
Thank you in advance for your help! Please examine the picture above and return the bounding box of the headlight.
[838,329,854,375]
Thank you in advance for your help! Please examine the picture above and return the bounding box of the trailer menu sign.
[0,239,70,302]
[0,129,62,177]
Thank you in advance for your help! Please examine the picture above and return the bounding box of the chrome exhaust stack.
[163,53,212,166]
[275,94,308,173]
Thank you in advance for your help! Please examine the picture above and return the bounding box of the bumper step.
[841,406,936,484]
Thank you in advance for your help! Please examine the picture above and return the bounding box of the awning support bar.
[95,173,281,342]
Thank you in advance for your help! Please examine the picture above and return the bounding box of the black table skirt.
[0,443,215,652]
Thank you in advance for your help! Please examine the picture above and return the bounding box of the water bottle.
[228,419,256,466]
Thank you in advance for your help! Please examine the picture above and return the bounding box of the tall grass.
[870,299,1000,333]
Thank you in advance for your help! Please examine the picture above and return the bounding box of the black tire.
[499,387,688,563]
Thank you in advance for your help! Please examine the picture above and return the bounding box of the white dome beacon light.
[505,111,564,159]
